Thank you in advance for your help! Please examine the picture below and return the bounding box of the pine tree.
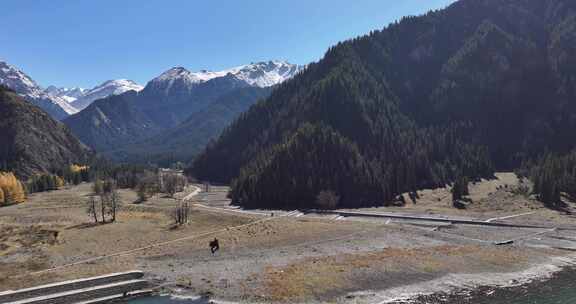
[317,190,340,210]
[452,176,469,202]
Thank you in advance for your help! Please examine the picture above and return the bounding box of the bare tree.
[316,190,340,210]
[93,179,103,196]
[163,173,187,198]
[100,193,107,223]
[136,183,147,203]
[135,171,159,202]
[86,195,99,224]
[108,189,121,222]
[94,179,121,223]
[172,201,191,225]
[164,175,177,198]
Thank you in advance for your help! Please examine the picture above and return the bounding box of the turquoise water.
[472,277,576,304]
[129,296,209,303]
[403,268,576,304]
[129,270,576,303]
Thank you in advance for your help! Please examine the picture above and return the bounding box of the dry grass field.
[0,175,575,303]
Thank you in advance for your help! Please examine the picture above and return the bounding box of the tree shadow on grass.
[65,222,113,230]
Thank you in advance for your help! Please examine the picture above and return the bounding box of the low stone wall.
[0,271,145,304]
[75,289,153,304]
[14,280,149,304]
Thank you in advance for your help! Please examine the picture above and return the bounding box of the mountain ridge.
[0,61,78,119]
[64,60,301,155]
[45,79,144,111]
[70,79,144,111]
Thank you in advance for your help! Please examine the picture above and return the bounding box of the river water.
[398,268,576,304]
[129,296,209,303]
[129,269,576,304]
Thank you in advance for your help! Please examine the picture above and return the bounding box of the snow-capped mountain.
[138,60,302,126]
[65,60,300,153]
[44,86,87,103]
[231,61,303,87]
[70,79,143,111]
[45,79,143,111]
[0,61,78,119]
[0,61,43,99]
[149,60,302,92]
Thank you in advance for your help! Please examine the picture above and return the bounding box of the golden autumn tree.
[0,186,4,205]
[54,176,65,188]
[70,164,89,173]
[0,172,26,205]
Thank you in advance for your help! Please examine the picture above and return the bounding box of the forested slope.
[191,0,576,209]
[103,86,272,165]
[0,86,91,178]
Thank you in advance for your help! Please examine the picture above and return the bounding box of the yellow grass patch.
[262,245,538,301]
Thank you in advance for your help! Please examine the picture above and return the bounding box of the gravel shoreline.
[5,181,576,304]
[152,254,576,304]
[344,254,576,304]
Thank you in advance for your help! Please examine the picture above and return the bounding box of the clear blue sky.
[1,0,455,88]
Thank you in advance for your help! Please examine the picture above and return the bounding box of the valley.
[3,0,576,303]
[2,175,576,303]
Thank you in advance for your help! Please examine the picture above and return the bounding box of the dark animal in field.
[209,238,220,255]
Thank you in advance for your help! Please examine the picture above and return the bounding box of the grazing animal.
[210,238,220,255]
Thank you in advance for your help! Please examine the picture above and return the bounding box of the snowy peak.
[70,79,143,111]
[92,79,143,94]
[232,60,302,87]
[0,61,43,99]
[45,86,87,102]
[156,67,192,81]
[0,59,300,119]
[150,60,302,90]
[0,61,78,117]
[1,60,146,114]
[153,67,229,86]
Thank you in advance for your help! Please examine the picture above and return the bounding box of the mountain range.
[0,61,78,120]
[190,0,576,210]
[0,60,144,120]
[8,0,574,212]
[47,79,144,111]
[0,58,300,163]
[44,86,87,103]
[63,61,302,162]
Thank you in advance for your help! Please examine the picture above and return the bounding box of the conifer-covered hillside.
[191,0,576,209]
[0,86,91,179]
